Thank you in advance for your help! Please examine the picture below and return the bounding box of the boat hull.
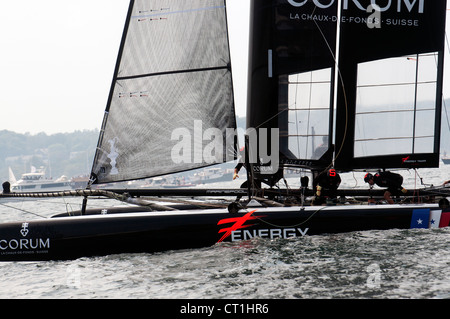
[11,182,71,192]
[0,204,448,261]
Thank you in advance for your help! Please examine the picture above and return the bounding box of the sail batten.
[116,65,230,81]
[90,0,237,184]
[131,5,225,19]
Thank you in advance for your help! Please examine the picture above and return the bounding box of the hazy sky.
[0,1,449,135]
[0,0,250,134]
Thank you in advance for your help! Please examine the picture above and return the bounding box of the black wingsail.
[247,0,338,173]
[90,0,237,185]
[334,0,447,171]
[248,0,447,176]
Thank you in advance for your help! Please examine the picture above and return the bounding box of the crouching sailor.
[313,169,341,205]
[364,171,407,204]
[2,181,11,194]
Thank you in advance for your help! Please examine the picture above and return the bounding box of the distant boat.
[9,167,70,192]
[139,176,194,189]
[441,153,450,164]
[191,167,234,185]
[69,175,90,190]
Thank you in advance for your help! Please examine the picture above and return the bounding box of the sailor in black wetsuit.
[233,147,284,201]
[2,181,10,194]
[313,169,341,205]
[364,171,407,204]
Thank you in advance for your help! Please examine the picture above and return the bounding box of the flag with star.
[429,210,442,229]
[410,209,429,229]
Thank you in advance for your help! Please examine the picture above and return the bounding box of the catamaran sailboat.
[0,0,449,262]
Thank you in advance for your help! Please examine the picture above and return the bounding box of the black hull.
[1,204,449,261]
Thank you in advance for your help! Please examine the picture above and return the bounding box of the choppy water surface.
[0,168,449,299]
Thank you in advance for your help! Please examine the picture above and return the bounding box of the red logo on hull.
[217,210,260,242]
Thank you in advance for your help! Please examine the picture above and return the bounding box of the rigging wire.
[311,2,349,173]
[442,32,450,138]
[251,205,328,229]
[0,202,47,219]
[293,73,302,160]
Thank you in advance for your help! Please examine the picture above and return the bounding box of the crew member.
[364,171,407,204]
[2,181,10,194]
[233,147,283,200]
[233,149,261,200]
[313,168,341,205]
[233,161,244,181]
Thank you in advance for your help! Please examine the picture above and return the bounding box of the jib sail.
[90,0,237,184]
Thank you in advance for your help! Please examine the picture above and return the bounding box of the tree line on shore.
[0,129,99,182]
